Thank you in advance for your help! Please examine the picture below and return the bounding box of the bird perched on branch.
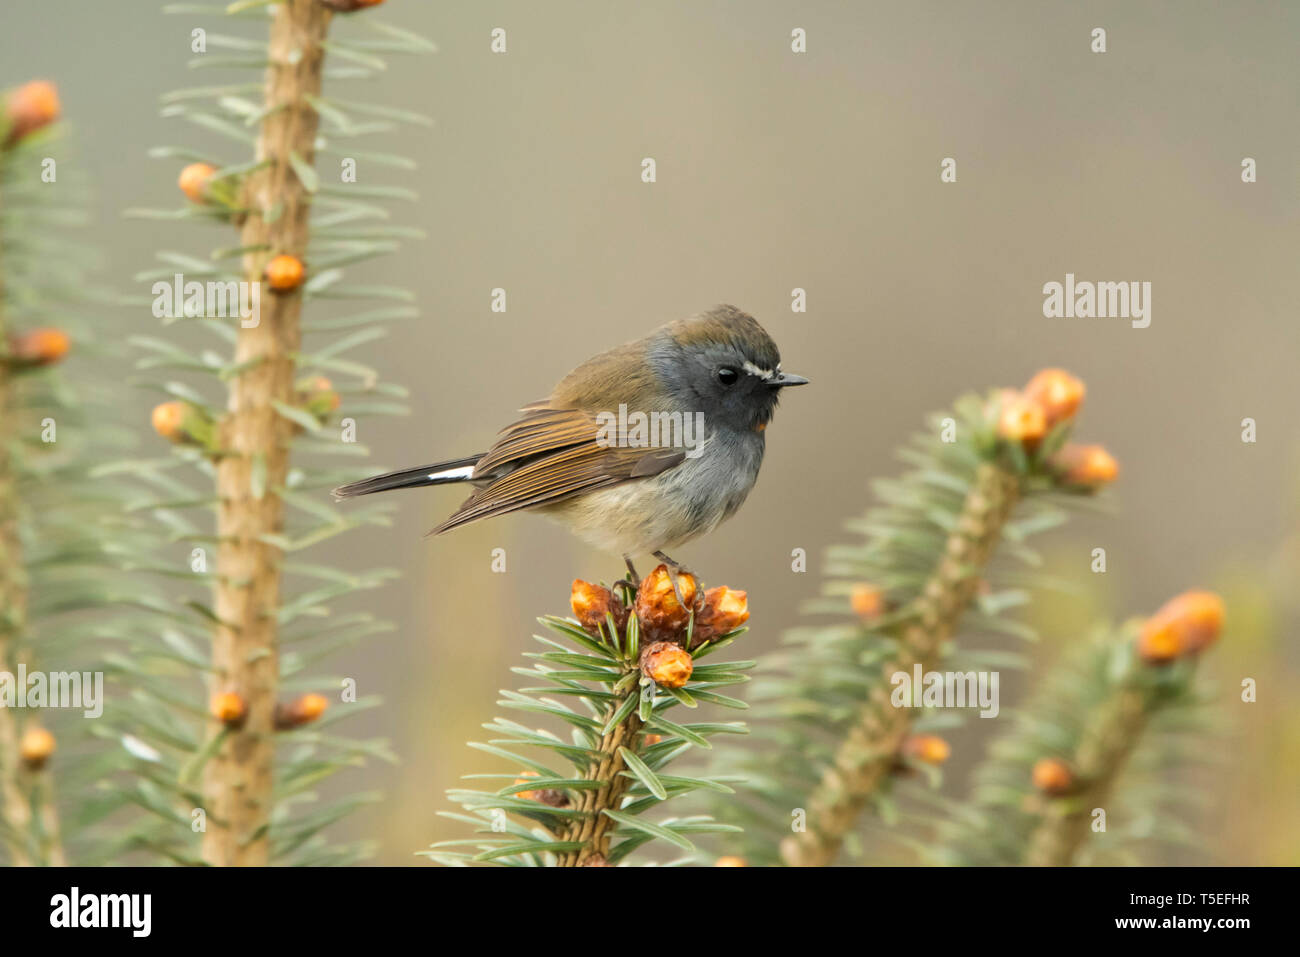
[333,305,807,581]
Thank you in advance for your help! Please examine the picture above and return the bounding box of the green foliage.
[0,101,131,865]
[95,2,432,865]
[932,621,1218,866]
[705,387,1102,864]
[426,595,750,866]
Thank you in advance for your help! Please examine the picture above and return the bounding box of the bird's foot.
[653,551,702,607]
[615,555,640,600]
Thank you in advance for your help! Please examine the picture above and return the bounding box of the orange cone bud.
[178,162,219,203]
[296,375,341,420]
[1032,757,1074,796]
[1138,590,1225,662]
[1023,368,1086,427]
[714,856,748,867]
[850,583,885,622]
[640,640,693,689]
[570,579,628,636]
[265,254,306,292]
[211,691,248,729]
[19,726,56,769]
[1051,443,1119,489]
[691,586,749,646]
[903,734,951,765]
[996,390,1047,448]
[151,401,187,441]
[634,564,698,643]
[151,400,216,450]
[274,693,329,730]
[7,328,70,367]
[511,770,568,807]
[4,81,60,146]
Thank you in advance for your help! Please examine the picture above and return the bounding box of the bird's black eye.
[716,367,739,386]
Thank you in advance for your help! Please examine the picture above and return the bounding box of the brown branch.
[201,0,333,867]
[1025,688,1148,866]
[554,706,644,867]
[780,462,1021,867]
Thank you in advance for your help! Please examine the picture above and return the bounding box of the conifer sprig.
[0,78,113,865]
[428,568,752,867]
[104,0,431,865]
[935,590,1225,866]
[709,370,1118,865]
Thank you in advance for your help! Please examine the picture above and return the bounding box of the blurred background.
[3,0,1297,864]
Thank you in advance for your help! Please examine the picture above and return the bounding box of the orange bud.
[211,691,247,729]
[511,770,568,807]
[571,579,626,636]
[265,254,306,292]
[714,856,748,867]
[903,734,951,765]
[151,400,215,449]
[642,733,664,746]
[151,401,187,441]
[274,692,329,730]
[1032,757,1074,796]
[850,583,885,622]
[633,564,698,643]
[296,375,341,420]
[1138,590,1225,662]
[640,640,693,689]
[4,80,60,146]
[996,390,1047,447]
[7,327,70,366]
[1136,620,1181,664]
[691,585,749,647]
[178,162,218,203]
[1051,443,1119,489]
[1023,368,1086,427]
[19,726,55,769]
[512,770,540,801]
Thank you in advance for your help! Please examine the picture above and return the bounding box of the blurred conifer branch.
[427,568,753,866]
[106,0,431,865]
[935,591,1225,866]
[0,79,115,865]
[708,370,1120,865]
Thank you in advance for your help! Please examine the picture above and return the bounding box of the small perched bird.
[333,305,807,579]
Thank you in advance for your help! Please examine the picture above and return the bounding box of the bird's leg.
[652,551,699,607]
[614,555,640,601]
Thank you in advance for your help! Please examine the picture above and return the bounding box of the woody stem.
[1025,687,1148,866]
[554,680,645,867]
[201,0,332,867]
[780,462,1021,867]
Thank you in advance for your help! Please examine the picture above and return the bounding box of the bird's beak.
[770,372,810,388]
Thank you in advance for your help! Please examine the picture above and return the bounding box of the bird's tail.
[332,454,484,499]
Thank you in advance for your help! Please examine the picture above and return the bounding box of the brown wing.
[430,407,685,534]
